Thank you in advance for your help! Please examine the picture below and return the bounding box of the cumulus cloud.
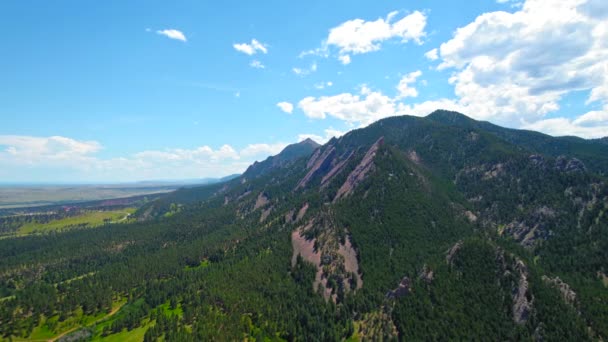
[0,135,294,182]
[573,106,608,125]
[426,0,608,127]
[299,0,603,138]
[396,70,422,99]
[233,39,268,55]
[276,101,294,114]
[249,60,265,69]
[327,10,426,61]
[298,85,399,126]
[424,48,438,60]
[156,29,187,42]
[0,135,101,165]
[302,10,427,64]
[298,127,347,144]
[338,55,351,65]
[293,62,318,76]
[522,117,608,138]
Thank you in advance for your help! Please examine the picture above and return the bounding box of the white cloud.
[522,117,608,138]
[573,106,608,125]
[325,10,427,63]
[396,70,422,99]
[233,39,268,55]
[424,48,438,60]
[428,0,608,126]
[297,70,423,127]
[0,135,294,182]
[293,62,318,76]
[298,86,399,126]
[294,1,608,139]
[298,127,347,144]
[156,29,187,42]
[338,55,351,65]
[240,143,288,158]
[0,135,101,165]
[328,10,427,53]
[277,101,294,114]
[249,60,265,69]
[314,81,334,90]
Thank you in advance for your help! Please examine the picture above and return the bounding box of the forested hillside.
[1,111,606,341]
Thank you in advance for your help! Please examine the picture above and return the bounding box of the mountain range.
[1,110,607,341]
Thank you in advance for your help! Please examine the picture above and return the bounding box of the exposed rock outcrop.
[284,209,295,224]
[418,264,434,284]
[291,212,363,302]
[338,236,362,290]
[259,207,272,223]
[512,258,533,325]
[320,151,354,188]
[333,137,384,202]
[464,210,478,223]
[446,240,463,265]
[386,277,411,299]
[555,156,586,173]
[482,163,505,180]
[529,154,545,167]
[306,148,322,169]
[296,203,309,222]
[407,150,421,164]
[503,206,556,247]
[296,146,336,190]
[253,192,269,210]
[542,276,577,306]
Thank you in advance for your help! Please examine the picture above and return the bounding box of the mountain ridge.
[1,110,606,341]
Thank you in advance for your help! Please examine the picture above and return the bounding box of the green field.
[17,208,136,234]
[5,299,127,342]
[0,185,179,209]
[95,323,151,342]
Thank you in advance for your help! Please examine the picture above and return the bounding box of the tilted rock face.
[446,240,463,265]
[542,276,577,306]
[333,137,384,202]
[306,148,322,169]
[253,192,269,210]
[418,264,434,284]
[320,150,354,188]
[295,203,309,222]
[259,207,272,223]
[296,146,336,190]
[512,258,533,325]
[291,212,363,302]
[555,156,586,173]
[503,206,556,248]
[386,276,411,299]
[529,154,546,168]
[284,209,295,224]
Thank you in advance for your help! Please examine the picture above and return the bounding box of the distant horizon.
[0,174,241,187]
[2,0,607,182]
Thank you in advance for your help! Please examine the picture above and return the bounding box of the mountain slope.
[1,111,606,341]
[244,138,320,179]
[428,109,608,174]
[133,139,320,220]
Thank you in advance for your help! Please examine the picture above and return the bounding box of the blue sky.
[1,0,607,182]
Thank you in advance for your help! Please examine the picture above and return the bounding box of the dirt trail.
[47,303,124,342]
